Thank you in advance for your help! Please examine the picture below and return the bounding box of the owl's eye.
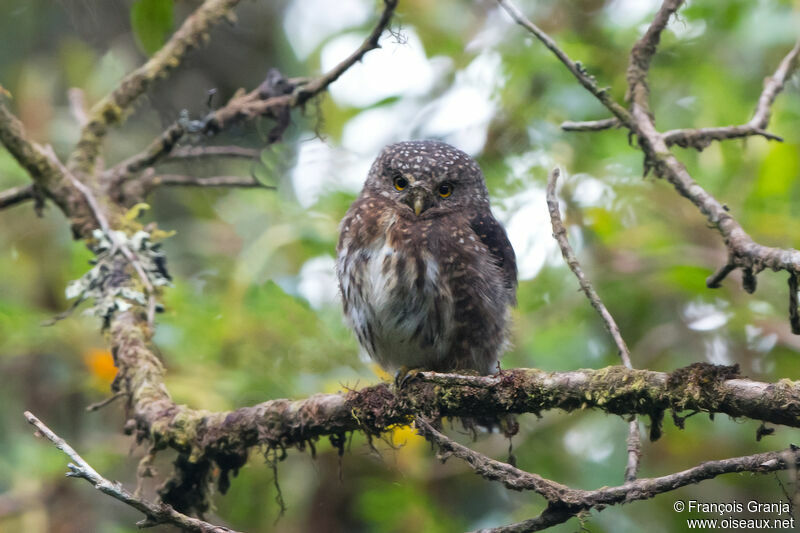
[393,175,408,191]
[438,182,453,198]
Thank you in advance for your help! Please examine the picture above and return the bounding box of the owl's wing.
[470,212,518,305]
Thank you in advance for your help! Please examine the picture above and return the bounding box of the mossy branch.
[107,299,800,513]
[67,0,242,176]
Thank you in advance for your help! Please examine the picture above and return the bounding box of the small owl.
[336,140,517,375]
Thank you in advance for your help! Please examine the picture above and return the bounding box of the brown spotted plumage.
[336,140,517,375]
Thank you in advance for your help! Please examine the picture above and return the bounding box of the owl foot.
[394,367,423,389]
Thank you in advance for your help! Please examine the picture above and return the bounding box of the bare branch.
[496,0,632,126]
[68,0,243,176]
[164,145,261,162]
[706,261,737,289]
[417,416,800,533]
[108,122,186,180]
[85,391,127,412]
[662,126,783,151]
[111,141,261,189]
[105,0,397,202]
[752,40,800,129]
[561,118,620,132]
[546,167,640,480]
[0,100,66,194]
[416,417,579,502]
[561,40,798,152]
[515,0,800,331]
[546,168,632,366]
[0,100,96,232]
[152,174,269,189]
[24,411,239,533]
[0,184,34,209]
[790,272,800,335]
[207,0,399,130]
[477,446,800,532]
[661,40,799,151]
[290,0,398,108]
[625,0,684,112]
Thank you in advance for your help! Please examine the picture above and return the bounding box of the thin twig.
[546,167,640,481]
[496,0,632,126]
[68,0,243,176]
[706,261,736,288]
[561,118,620,132]
[207,0,399,128]
[24,411,240,533]
[661,39,799,151]
[153,174,269,189]
[109,122,186,180]
[86,391,127,412]
[0,100,67,194]
[752,40,800,129]
[164,145,261,162]
[790,272,800,335]
[546,168,632,366]
[625,0,684,111]
[105,0,397,197]
[291,0,398,107]
[662,126,783,151]
[0,184,35,209]
[416,417,800,533]
[514,0,800,332]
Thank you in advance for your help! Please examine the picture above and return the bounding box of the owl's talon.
[394,367,423,389]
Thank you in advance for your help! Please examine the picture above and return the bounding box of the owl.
[336,140,517,376]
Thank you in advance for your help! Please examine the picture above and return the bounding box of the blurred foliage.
[130,0,175,56]
[1,0,799,532]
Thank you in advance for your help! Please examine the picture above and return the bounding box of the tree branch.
[105,0,397,203]
[502,0,800,331]
[475,444,800,532]
[150,173,268,191]
[0,184,34,209]
[109,293,800,513]
[0,99,95,233]
[150,174,268,189]
[108,122,186,180]
[625,0,684,113]
[560,118,620,132]
[24,411,239,533]
[416,416,800,532]
[496,0,632,127]
[546,168,632,366]
[164,145,261,162]
[0,100,65,190]
[546,167,641,480]
[204,0,398,131]
[661,40,799,151]
[68,0,242,176]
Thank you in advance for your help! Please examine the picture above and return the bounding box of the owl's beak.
[406,187,433,216]
[413,197,424,216]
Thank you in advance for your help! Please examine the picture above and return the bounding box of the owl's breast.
[337,225,454,371]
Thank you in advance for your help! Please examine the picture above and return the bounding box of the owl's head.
[364,140,490,218]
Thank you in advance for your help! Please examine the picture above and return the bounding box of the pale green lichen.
[64,229,171,324]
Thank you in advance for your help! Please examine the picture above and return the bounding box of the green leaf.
[130,0,174,56]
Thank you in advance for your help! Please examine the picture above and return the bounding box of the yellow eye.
[393,176,408,191]
[438,182,453,198]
